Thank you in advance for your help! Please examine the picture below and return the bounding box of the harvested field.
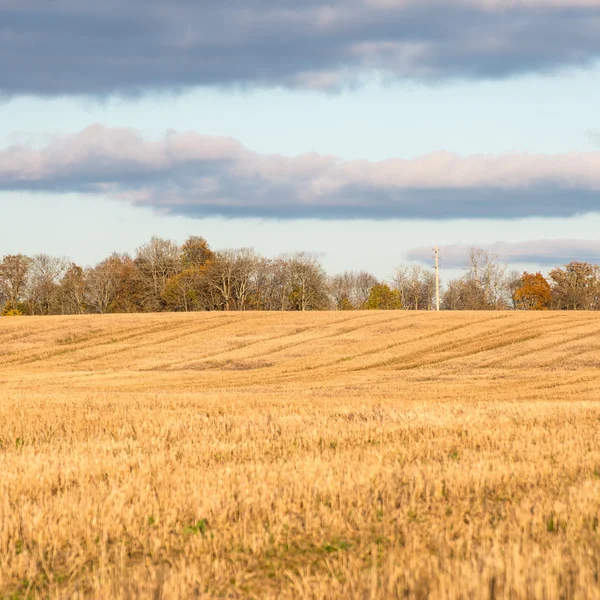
[1,311,600,599]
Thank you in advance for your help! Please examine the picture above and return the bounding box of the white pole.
[434,246,440,311]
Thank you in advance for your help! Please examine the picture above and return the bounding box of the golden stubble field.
[1,311,600,599]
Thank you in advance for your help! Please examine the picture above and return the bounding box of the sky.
[2,0,600,281]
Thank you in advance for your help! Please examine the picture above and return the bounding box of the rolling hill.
[1,312,599,598]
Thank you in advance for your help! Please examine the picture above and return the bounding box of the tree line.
[0,237,599,315]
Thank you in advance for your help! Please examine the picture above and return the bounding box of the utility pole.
[434,246,440,311]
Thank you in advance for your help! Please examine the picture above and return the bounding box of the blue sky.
[2,0,600,281]
[3,69,600,159]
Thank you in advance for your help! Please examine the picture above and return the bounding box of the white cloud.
[2,125,600,220]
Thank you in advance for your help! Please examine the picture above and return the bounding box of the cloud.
[3,1,600,96]
[407,240,600,266]
[2,124,600,220]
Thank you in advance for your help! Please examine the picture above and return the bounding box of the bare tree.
[135,237,181,311]
[441,277,486,310]
[287,252,329,311]
[0,254,31,311]
[329,272,355,310]
[231,249,261,311]
[254,257,292,311]
[86,255,121,314]
[442,248,510,310]
[506,269,524,309]
[26,254,68,315]
[392,265,436,310]
[354,271,379,308]
[465,248,509,309]
[58,264,87,314]
[208,250,236,310]
[329,270,378,310]
[85,253,140,314]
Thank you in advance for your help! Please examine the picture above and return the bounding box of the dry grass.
[1,311,600,599]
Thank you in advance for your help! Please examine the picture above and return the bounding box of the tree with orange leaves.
[512,272,552,310]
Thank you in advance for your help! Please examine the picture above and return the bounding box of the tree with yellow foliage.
[512,272,552,310]
[365,283,402,310]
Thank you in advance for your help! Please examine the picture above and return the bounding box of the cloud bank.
[3,1,600,96]
[2,125,600,220]
[407,240,600,266]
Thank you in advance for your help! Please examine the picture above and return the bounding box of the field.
[1,311,600,599]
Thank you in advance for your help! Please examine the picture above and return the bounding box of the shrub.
[1,303,23,316]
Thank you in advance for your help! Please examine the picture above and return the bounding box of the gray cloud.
[3,1,600,96]
[407,240,600,267]
[2,125,600,220]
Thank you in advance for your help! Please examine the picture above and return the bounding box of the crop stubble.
[1,311,600,598]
